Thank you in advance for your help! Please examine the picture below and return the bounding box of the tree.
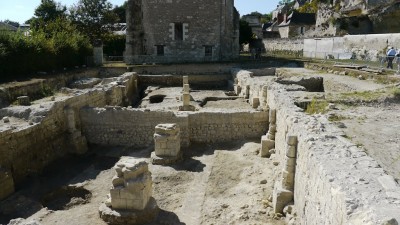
[34,0,67,22]
[239,20,253,45]
[69,0,118,43]
[112,2,127,23]
[4,20,19,27]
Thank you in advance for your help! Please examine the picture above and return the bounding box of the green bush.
[0,18,92,82]
[103,34,125,56]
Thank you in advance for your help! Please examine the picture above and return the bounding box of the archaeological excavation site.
[0,61,400,225]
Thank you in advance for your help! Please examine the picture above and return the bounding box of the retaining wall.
[234,69,400,224]
[80,108,268,148]
[0,73,138,188]
[262,38,304,55]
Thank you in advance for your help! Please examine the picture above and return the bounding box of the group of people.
[386,46,400,71]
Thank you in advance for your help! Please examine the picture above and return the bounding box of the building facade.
[125,0,240,64]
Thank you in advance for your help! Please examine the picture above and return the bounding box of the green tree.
[239,20,253,45]
[69,0,118,43]
[112,2,127,23]
[34,0,67,22]
[3,20,20,27]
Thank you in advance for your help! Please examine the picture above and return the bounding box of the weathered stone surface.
[0,168,14,201]
[100,157,158,225]
[273,184,294,214]
[125,0,239,63]
[182,76,189,85]
[17,96,30,106]
[99,198,159,225]
[261,135,275,158]
[154,124,180,158]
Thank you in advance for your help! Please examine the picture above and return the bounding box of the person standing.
[386,46,396,69]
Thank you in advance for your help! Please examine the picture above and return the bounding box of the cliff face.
[306,0,400,37]
[369,2,400,33]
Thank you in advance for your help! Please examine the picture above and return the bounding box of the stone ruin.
[99,157,159,225]
[151,123,182,165]
[179,76,195,111]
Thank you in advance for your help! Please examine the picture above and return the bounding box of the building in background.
[125,0,240,64]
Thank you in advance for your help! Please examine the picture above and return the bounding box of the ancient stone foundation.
[179,76,195,111]
[261,109,277,158]
[151,123,182,165]
[99,158,158,225]
[273,135,297,213]
[0,168,14,200]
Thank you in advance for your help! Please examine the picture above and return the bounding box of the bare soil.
[1,141,285,225]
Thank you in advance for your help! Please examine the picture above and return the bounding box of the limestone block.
[109,158,153,211]
[286,145,297,158]
[273,183,294,214]
[154,124,181,158]
[282,170,295,191]
[261,135,275,158]
[183,84,190,93]
[269,124,277,133]
[182,93,191,106]
[283,158,296,173]
[234,85,242,95]
[287,135,298,145]
[17,96,30,106]
[182,76,189,85]
[269,109,277,124]
[245,85,250,99]
[252,97,260,109]
[0,168,15,201]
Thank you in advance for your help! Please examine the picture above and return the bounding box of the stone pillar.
[125,0,144,64]
[261,108,277,158]
[93,40,103,66]
[272,135,298,214]
[151,123,182,165]
[182,76,189,85]
[0,168,14,201]
[65,107,88,155]
[17,96,30,106]
[99,158,159,225]
[234,78,242,95]
[179,76,194,111]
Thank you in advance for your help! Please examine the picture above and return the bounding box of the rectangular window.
[204,46,213,57]
[174,23,183,40]
[156,45,164,56]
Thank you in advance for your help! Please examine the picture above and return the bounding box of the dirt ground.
[0,141,285,225]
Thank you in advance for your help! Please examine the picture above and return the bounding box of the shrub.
[0,18,92,82]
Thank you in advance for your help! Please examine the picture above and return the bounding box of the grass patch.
[340,90,387,102]
[305,98,328,114]
[328,114,348,122]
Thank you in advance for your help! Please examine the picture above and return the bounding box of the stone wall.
[234,69,400,224]
[80,108,268,148]
[129,63,235,75]
[304,33,400,60]
[0,73,138,189]
[262,38,304,56]
[125,0,239,64]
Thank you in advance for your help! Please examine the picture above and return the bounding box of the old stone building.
[125,0,240,64]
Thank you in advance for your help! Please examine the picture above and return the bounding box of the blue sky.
[0,0,281,24]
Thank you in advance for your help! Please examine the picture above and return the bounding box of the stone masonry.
[260,108,277,158]
[151,123,182,165]
[273,135,298,213]
[233,69,400,224]
[99,157,158,225]
[125,0,239,63]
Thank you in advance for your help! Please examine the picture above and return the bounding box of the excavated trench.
[1,66,399,224]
